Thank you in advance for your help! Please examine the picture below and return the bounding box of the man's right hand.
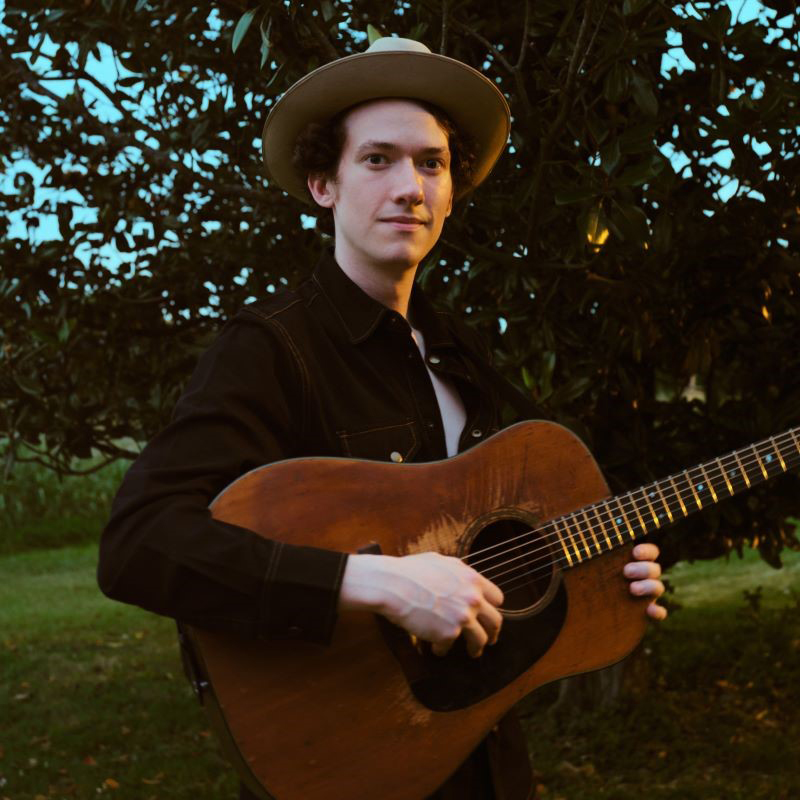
[338,552,504,658]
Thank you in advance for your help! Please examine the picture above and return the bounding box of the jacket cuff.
[259,542,348,644]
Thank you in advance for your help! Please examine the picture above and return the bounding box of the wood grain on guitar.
[186,420,800,800]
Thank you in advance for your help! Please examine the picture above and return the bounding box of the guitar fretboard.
[549,427,800,567]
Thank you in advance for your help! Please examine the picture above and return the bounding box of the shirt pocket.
[336,420,420,463]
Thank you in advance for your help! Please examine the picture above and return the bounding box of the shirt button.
[426,421,435,430]
[390,451,404,463]
[287,625,303,637]
[471,429,483,438]
[428,355,441,365]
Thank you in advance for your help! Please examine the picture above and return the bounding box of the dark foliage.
[1,0,798,566]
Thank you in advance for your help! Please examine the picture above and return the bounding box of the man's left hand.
[623,543,667,621]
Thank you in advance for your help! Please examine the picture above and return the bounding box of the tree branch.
[525,0,601,245]
[441,0,451,55]
[302,6,340,62]
[515,0,531,71]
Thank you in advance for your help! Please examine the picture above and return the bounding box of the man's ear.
[445,188,454,218]
[307,174,336,209]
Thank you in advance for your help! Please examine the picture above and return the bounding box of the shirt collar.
[312,249,456,349]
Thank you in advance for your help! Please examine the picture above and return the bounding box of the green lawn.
[1,545,798,800]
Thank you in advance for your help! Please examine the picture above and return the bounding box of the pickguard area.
[377,583,568,711]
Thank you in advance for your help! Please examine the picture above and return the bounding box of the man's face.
[309,99,454,275]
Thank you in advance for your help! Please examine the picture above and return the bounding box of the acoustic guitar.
[183,420,799,800]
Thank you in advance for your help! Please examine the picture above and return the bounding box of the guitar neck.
[551,427,800,568]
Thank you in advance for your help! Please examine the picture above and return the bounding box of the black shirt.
[98,249,501,643]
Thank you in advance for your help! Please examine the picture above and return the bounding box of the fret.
[550,518,573,567]
[715,456,734,496]
[589,505,612,550]
[770,436,787,472]
[603,500,625,545]
[751,445,768,480]
[667,475,688,516]
[629,490,648,534]
[653,480,674,523]
[789,428,800,455]
[732,450,751,488]
[566,514,591,560]
[698,463,718,503]
[581,509,601,555]
[556,516,581,564]
[757,439,784,476]
[684,470,704,510]
[641,486,661,528]
[612,495,636,541]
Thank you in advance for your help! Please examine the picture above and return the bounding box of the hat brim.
[262,50,510,203]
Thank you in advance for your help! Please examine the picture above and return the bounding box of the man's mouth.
[380,216,428,229]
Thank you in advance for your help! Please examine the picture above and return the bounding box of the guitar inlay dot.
[697,483,704,492]
[616,517,622,525]
[766,454,773,463]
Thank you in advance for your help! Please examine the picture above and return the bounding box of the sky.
[0,0,796,275]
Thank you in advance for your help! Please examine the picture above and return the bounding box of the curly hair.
[292,99,477,235]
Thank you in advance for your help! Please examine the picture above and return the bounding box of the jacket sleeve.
[97,316,347,644]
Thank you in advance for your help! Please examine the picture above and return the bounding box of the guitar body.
[188,420,650,800]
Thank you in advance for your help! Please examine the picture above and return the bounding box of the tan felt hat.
[261,37,511,202]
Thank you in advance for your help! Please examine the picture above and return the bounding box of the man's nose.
[391,158,424,205]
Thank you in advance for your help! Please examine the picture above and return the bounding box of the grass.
[0,545,238,800]
[1,544,798,800]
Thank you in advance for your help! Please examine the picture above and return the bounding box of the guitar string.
[466,434,800,583]
[463,432,800,586]
[476,441,800,589]
[464,430,799,573]
[482,443,800,597]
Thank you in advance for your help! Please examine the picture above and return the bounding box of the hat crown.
[365,37,432,55]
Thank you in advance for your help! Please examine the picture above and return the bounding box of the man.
[98,36,665,799]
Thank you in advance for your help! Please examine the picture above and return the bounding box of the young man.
[99,37,665,800]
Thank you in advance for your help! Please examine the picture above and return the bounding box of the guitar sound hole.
[465,518,557,615]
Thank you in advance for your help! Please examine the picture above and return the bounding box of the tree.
[1,0,798,566]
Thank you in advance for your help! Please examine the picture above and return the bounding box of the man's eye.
[366,154,386,165]
[424,159,445,170]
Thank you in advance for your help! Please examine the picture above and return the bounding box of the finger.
[476,600,503,645]
[632,543,660,561]
[461,617,489,658]
[629,578,665,599]
[476,573,504,607]
[646,601,668,621]
[430,631,459,657]
[623,560,662,580]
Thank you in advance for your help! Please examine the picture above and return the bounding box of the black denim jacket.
[97,250,503,644]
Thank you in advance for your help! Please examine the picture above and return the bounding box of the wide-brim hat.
[262,37,510,203]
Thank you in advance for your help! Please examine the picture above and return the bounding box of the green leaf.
[232,9,257,54]
[603,63,631,104]
[259,15,272,69]
[554,185,597,205]
[367,24,383,45]
[616,154,664,187]
[609,200,649,243]
[600,138,621,175]
[710,6,732,39]
[618,122,657,154]
[632,74,658,117]
[710,64,727,105]
[321,0,336,23]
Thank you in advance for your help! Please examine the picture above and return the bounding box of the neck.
[333,242,418,318]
